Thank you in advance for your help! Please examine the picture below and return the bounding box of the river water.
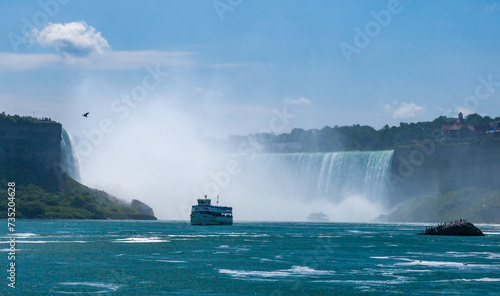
[1,221,499,295]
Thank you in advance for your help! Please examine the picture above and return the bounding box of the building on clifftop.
[441,112,488,140]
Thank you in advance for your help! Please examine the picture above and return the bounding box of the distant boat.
[190,195,233,225]
[306,212,330,223]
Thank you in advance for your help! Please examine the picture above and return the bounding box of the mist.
[56,75,394,222]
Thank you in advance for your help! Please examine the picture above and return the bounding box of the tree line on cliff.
[226,113,500,152]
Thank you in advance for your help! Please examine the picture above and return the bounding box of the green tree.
[70,196,86,208]
[22,201,46,217]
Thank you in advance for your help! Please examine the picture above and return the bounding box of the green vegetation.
[0,112,55,125]
[229,113,500,152]
[378,188,500,224]
[0,174,156,220]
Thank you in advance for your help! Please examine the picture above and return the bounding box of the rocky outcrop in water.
[131,199,155,218]
[420,221,484,236]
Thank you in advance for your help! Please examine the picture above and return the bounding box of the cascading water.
[226,150,394,221]
[60,128,81,181]
[260,151,394,203]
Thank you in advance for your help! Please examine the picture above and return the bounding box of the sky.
[1,1,500,219]
[1,0,499,135]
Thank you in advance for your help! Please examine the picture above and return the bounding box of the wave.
[219,265,334,281]
[54,282,121,294]
[113,237,169,243]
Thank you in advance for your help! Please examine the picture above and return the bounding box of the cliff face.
[0,114,157,220]
[0,116,62,190]
[390,142,500,199]
[131,199,155,217]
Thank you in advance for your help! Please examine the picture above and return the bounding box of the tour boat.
[190,196,233,225]
[306,212,330,223]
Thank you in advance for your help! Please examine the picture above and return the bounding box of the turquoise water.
[1,221,499,295]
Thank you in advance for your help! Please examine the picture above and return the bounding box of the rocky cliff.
[0,115,62,190]
[380,141,500,223]
[390,141,500,199]
[0,114,156,220]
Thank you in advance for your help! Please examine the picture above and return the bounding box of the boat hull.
[190,212,233,225]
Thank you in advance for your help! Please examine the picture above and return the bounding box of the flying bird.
[82,112,90,117]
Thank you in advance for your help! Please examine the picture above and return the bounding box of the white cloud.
[0,53,62,71]
[0,51,193,71]
[384,101,425,119]
[80,50,193,69]
[285,97,312,105]
[32,21,110,58]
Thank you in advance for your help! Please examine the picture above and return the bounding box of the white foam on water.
[483,232,500,235]
[156,260,187,263]
[12,240,47,244]
[228,233,272,238]
[113,237,168,243]
[445,251,472,258]
[10,233,37,237]
[0,248,22,252]
[2,240,86,244]
[484,252,500,260]
[219,265,334,280]
[288,266,335,276]
[396,259,491,269]
[446,251,500,259]
[167,234,221,238]
[348,230,374,234]
[167,233,272,238]
[468,278,500,282]
[313,279,410,286]
[371,256,391,259]
[259,258,273,262]
[393,268,432,273]
[435,278,500,282]
[55,282,121,294]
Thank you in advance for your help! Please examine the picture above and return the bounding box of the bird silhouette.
[82,112,90,117]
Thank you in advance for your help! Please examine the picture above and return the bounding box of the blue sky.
[1,0,500,138]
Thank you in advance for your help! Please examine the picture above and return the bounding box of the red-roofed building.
[442,112,484,139]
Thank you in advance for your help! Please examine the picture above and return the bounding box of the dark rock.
[131,199,155,218]
[419,221,484,236]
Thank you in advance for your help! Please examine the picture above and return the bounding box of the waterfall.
[60,128,81,181]
[222,150,394,221]
[247,150,394,204]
